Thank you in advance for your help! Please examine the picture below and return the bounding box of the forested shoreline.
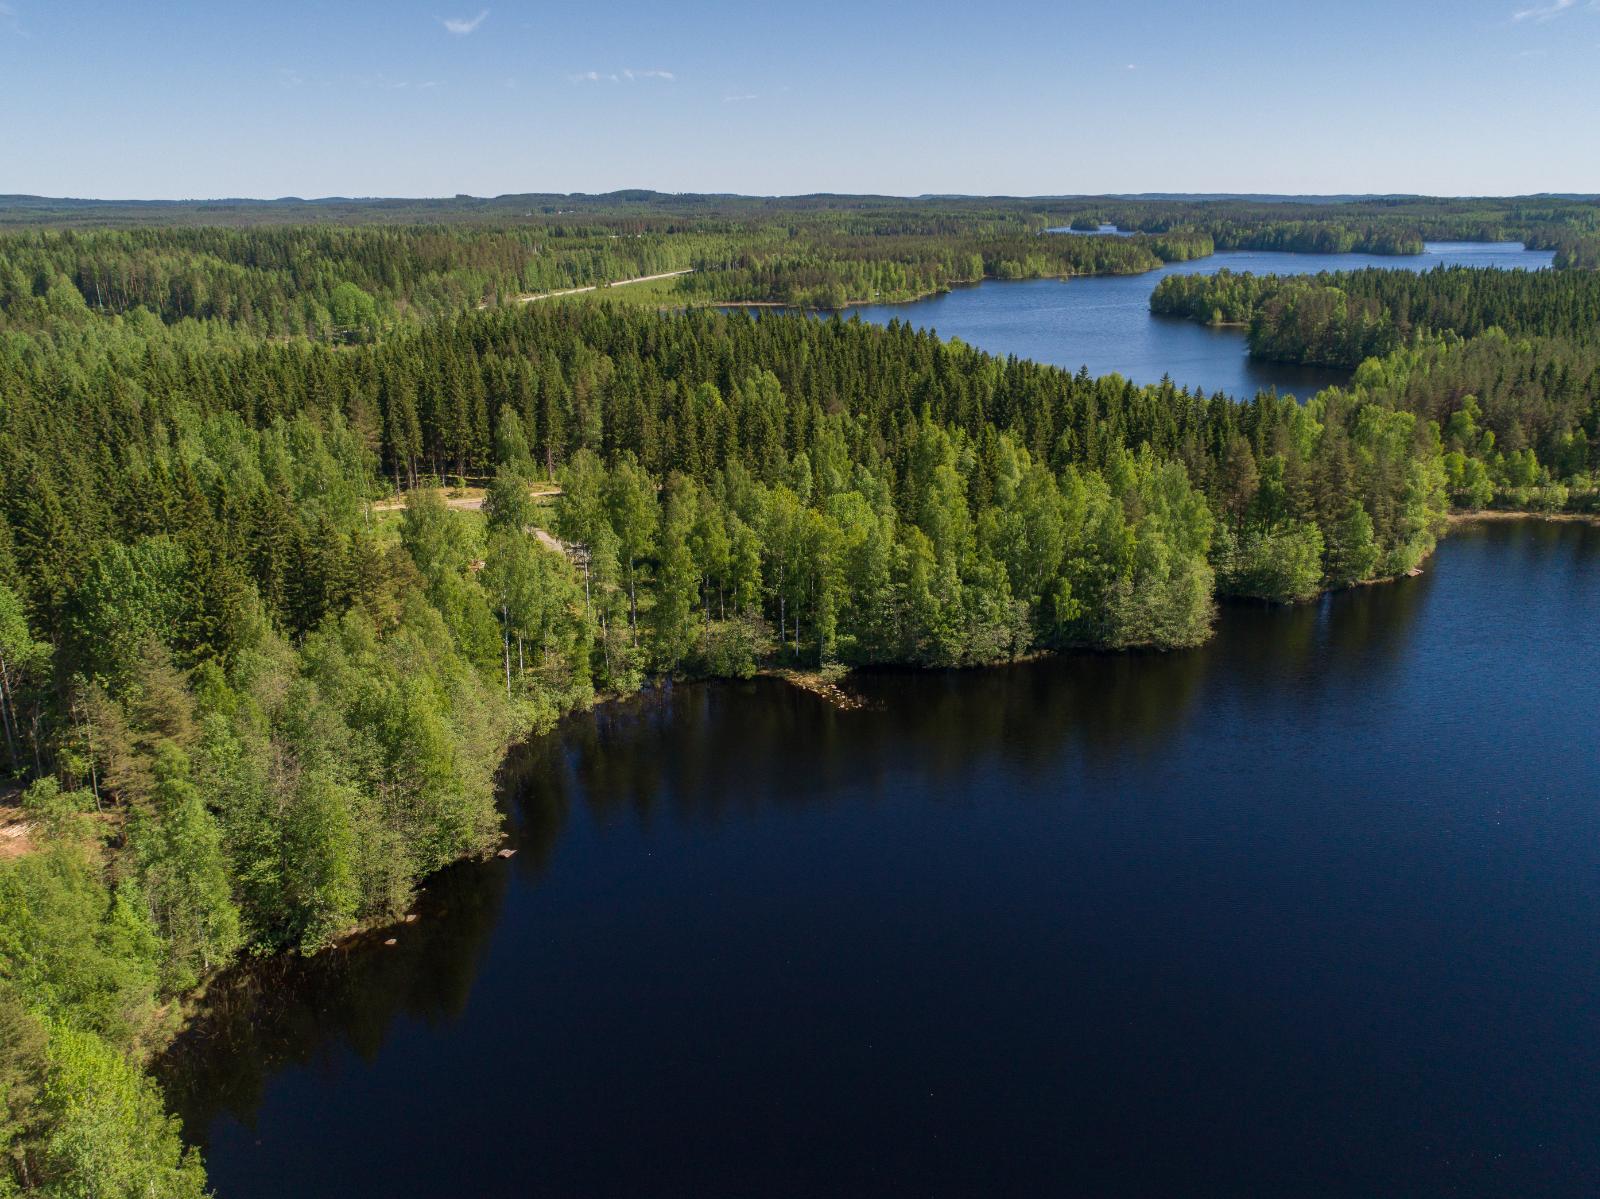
[0,220,1218,327]
[1148,263,1600,512]
[6,191,1598,323]
[2,196,1599,1197]
[1151,264,1600,364]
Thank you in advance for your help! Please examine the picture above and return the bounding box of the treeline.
[1553,236,1600,270]
[1348,331,1598,511]
[1,299,1462,690]
[6,196,1595,348]
[675,230,1213,308]
[0,225,714,338]
[0,219,1218,340]
[8,192,1597,245]
[1207,221,1423,256]
[1150,268,1600,505]
[1076,195,1600,255]
[1151,268,1401,365]
[1152,264,1600,366]
[0,307,593,1191]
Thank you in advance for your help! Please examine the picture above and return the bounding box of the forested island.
[1,193,1598,1197]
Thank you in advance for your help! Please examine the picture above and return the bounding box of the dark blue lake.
[165,518,1600,1198]
[847,241,1552,399]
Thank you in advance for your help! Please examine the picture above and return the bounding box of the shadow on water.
[158,554,1437,1142]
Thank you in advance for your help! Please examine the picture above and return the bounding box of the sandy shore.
[1448,509,1600,526]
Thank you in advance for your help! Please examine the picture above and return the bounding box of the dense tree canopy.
[2,194,1598,1196]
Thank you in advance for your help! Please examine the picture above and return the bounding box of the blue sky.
[3,0,1598,198]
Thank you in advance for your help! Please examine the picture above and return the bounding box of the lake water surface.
[166,520,1600,1198]
[846,241,1552,399]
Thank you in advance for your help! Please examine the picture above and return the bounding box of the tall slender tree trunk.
[83,707,101,811]
[628,559,639,645]
[67,694,102,811]
[501,604,513,698]
[776,561,786,658]
[0,657,16,768]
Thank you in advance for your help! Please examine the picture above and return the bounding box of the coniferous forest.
[1,193,1598,1196]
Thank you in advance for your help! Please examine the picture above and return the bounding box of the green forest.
[1,193,1598,1197]
[1151,264,1600,362]
[1149,261,1600,510]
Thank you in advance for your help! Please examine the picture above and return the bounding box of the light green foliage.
[491,404,537,482]
[328,281,378,343]
[482,530,593,720]
[33,1022,208,1199]
[650,477,702,671]
[1,986,49,1192]
[1323,501,1382,588]
[603,453,658,635]
[127,745,241,990]
[1443,452,1494,511]
[1219,521,1327,603]
[19,782,93,845]
[278,766,362,953]
[483,472,537,536]
[1067,452,1216,648]
[555,450,610,551]
[0,846,163,1050]
[66,541,188,684]
[0,586,50,775]
[979,437,1070,611]
[399,489,475,582]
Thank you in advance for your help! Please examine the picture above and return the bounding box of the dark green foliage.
[3,196,1596,1196]
[1154,263,1600,366]
[1151,262,1600,511]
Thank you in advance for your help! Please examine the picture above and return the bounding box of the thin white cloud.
[1124,62,1137,70]
[1512,0,1574,21]
[723,93,758,102]
[345,72,442,91]
[279,67,305,89]
[571,67,676,84]
[441,9,489,35]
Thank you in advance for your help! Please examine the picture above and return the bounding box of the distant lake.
[846,241,1553,399]
[1049,222,1134,236]
[165,520,1600,1198]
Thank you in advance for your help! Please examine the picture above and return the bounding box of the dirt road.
[487,268,695,307]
